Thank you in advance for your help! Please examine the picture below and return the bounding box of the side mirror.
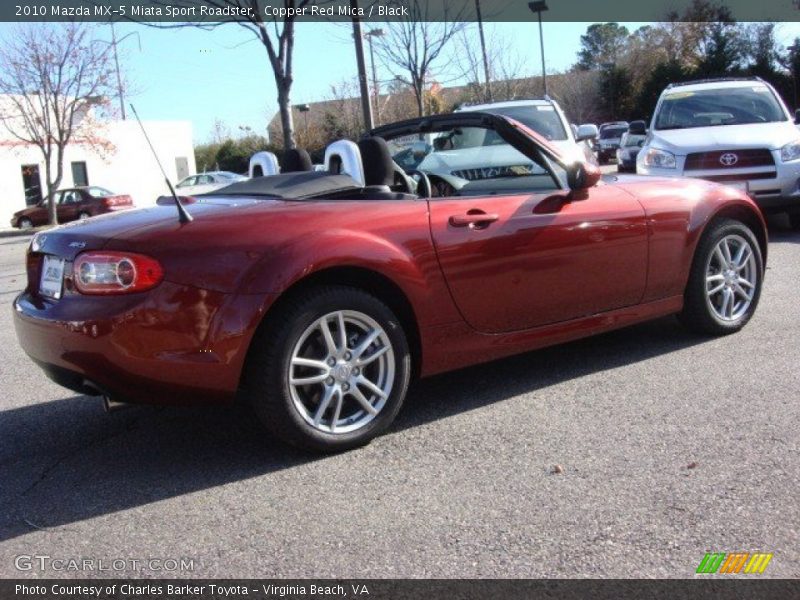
[576,123,599,142]
[637,139,645,147]
[795,109,800,125]
[567,161,602,192]
[628,120,647,135]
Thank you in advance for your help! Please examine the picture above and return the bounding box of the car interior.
[227,121,566,202]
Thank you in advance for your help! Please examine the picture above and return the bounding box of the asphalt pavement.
[0,209,798,578]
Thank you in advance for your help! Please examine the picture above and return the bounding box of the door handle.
[449,210,500,228]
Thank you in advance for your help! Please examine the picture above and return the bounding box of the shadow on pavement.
[0,314,710,542]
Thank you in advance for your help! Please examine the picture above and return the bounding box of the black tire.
[18,217,33,230]
[241,285,412,452]
[679,218,763,335]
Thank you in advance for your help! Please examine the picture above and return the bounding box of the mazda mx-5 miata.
[14,112,767,452]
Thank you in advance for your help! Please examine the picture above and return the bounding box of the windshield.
[655,86,787,130]
[485,105,568,141]
[86,187,113,197]
[600,127,627,139]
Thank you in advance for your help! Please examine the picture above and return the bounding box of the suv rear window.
[600,127,627,139]
[655,86,786,130]
[488,105,568,141]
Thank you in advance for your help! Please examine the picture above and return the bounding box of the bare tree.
[452,25,529,105]
[147,0,315,152]
[375,0,467,116]
[0,23,118,225]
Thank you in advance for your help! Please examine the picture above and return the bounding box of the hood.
[418,144,540,174]
[650,121,800,154]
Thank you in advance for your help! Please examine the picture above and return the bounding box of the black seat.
[281,148,313,173]
[357,137,396,188]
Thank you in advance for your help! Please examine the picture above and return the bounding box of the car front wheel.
[243,285,412,452]
[18,217,33,230]
[679,219,763,335]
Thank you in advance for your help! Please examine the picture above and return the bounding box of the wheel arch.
[248,265,423,380]
[705,203,768,267]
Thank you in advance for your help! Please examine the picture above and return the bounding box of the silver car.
[638,77,800,228]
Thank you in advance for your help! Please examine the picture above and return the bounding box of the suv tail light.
[73,251,163,295]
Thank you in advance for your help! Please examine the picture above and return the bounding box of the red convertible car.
[13,113,766,452]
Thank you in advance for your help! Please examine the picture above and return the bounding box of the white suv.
[638,77,800,227]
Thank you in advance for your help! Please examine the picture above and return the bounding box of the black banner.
[3,579,800,600]
[3,0,800,23]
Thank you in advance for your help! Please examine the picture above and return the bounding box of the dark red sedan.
[11,186,133,229]
[13,113,766,452]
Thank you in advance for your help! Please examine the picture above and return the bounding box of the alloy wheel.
[705,234,757,322]
[288,310,395,434]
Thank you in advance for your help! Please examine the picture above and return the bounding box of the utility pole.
[351,0,374,131]
[110,22,126,119]
[475,0,492,102]
[365,29,384,125]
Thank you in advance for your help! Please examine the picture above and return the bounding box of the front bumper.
[12,283,258,406]
[637,156,800,211]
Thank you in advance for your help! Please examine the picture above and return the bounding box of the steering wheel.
[406,169,432,199]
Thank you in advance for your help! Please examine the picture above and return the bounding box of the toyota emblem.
[719,152,738,167]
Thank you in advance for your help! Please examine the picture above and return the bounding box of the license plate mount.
[39,255,65,300]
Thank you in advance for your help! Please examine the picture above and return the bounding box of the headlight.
[780,140,800,162]
[642,148,676,169]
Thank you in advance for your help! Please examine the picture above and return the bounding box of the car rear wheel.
[679,219,763,335]
[242,285,412,452]
[78,211,90,220]
[18,217,33,230]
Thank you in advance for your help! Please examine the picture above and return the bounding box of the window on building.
[71,161,89,187]
[20,164,43,206]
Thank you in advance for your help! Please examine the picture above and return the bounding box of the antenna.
[130,104,192,224]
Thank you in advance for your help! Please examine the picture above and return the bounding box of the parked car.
[10,187,133,229]
[455,99,598,165]
[616,120,648,173]
[597,121,629,164]
[638,77,800,228]
[14,111,766,452]
[175,171,246,195]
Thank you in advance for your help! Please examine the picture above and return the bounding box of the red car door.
[57,190,80,222]
[428,185,648,333]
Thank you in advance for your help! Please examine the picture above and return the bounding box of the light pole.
[296,104,310,142]
[528,1,548,96]
[364,28,384,125]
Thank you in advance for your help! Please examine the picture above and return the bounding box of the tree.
[598,64,635,122]
[375,0,467,116]
[150,0,313,152]
[575,23,630,71]
[0,23,118,225]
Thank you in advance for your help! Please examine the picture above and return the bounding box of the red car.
[13,113,767,452]
[11,186,133,229]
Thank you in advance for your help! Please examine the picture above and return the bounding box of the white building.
[0,107,196,226]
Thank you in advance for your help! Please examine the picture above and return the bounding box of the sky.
[4,20,800,144]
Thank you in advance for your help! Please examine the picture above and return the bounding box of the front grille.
[702,172,776,182]
[451,164,535,181]
[685,149,774,170]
